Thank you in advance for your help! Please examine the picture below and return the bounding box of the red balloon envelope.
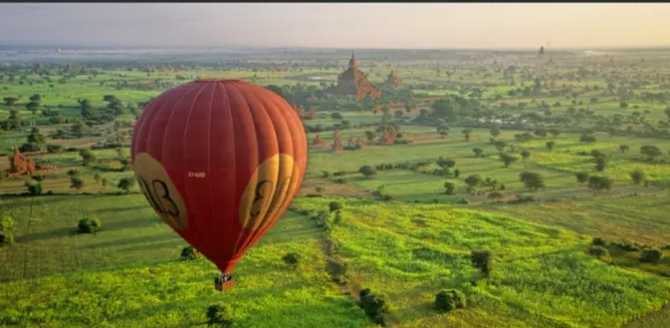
[131,80,307,287]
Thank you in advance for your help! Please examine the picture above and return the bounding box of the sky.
[1,3,670,49]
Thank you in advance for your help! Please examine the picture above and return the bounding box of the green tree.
[580,133,596,143]
[78,217,101,233]
[444,182,455,195]
[434,289,466,312]
[25,101,40,114]
[499,153,518,168]
[3,96,19,106]
[576,172,589,184]
[640,249,663,264]
[79,149,96,166]
[436,125,449,138]
[545,141,555,151]
[117,177,136,193]
[519,171,545,191]
[462,128,472,142]
[640,145,662,162]
[471,250,492,277]
[464,174,481,193]
[489,126,501,139]
[3,109,22,130]
[25,179,42,195]
[472,148,483,158]
[79,99,95,120]
[588,176,613,192]
[359,165,376,179]
[70,176,84,191]
[595,157,607,172]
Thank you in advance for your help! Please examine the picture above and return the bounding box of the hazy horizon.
[1,3,670,50]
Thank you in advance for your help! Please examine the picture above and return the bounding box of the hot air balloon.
[131,80,307,290]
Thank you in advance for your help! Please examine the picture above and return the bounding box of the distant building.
[331,129,344,152]
[7,147,36,177]
[383,70,401,89]
[330,52,381,101]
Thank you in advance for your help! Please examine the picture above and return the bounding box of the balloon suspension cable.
[214,272,235,292]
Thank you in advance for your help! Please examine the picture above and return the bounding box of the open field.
[1,47,669,327]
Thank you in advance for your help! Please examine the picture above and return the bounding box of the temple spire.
[349,51,357,69]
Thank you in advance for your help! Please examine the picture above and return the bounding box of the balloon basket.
[214,273,235,292]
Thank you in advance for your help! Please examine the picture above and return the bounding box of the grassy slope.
[0,205,370,327]
[293,197,670,328]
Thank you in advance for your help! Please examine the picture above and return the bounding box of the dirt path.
[623,302,670,328]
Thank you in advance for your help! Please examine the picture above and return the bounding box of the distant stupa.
[312,134,325,146]
[7,146,36,177]
[383,70,401,89]
[330,52,381,101]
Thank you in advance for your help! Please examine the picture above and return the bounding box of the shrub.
[117,177,136,193]
[576,172,589,183]
[328,201,342,212]
[70,176,84,191]
[580,133,596,143]
[592,237,607,246]
[78,217,101,233]
[180,246,199,260]
[46,144,63,153]
[588,245,609,258]
[359,165,376,178]
[640,248,663,264]
[471,250,492,277]
[588,175,613,192]
[434,289,466,312]
[326,258,347,283]
[359,289,387,325]
[282,252,301,268]
[79,148,96,166]
[206,303,234,327]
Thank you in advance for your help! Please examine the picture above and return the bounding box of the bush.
[180,246,199,260]
[206,303,234,327]
[282,252,301,268]
[471,250,492,277]
[78,217,101,233]
[434,289,466,312]
[0,216,16,245]
[588,245,609,258]
[640,248,664,264]
[46,144,63,153]
[592,237,607,246]
[359,289,387,325]
[328,201,342,212]
[580,133,596,143]
[359,165,376,178]
[588,175,613,192]
[576,172,589,183]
